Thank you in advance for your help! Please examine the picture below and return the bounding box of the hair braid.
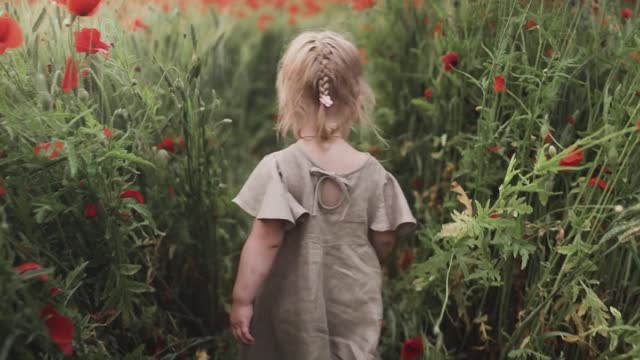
[315,39,336,140]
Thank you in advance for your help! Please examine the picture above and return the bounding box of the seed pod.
[188,54,201,81]
[113,108,129,130]
[78,88,89,102]
[155,149,170,165]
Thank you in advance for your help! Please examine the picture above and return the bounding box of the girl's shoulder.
[274,143,389,180]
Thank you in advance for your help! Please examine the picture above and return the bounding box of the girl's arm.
[369,230,396,263]
[230,218,286,345]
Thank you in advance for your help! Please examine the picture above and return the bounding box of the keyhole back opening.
[317,177,345,210]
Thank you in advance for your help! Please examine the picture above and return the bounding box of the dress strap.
[309,167,353,221]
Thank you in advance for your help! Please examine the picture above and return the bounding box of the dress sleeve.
[369,171,417,238]
[231,154,309,231]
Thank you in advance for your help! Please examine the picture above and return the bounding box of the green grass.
[1,0,639,359]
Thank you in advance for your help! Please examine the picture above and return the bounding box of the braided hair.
[275,31,382,144]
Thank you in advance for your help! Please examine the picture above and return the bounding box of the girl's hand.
[230,302,255,345]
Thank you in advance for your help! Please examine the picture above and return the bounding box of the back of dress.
[232,142,416,360]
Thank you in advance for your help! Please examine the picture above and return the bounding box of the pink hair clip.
[319,94,333,107]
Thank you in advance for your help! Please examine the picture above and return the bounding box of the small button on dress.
[232,142,417,360]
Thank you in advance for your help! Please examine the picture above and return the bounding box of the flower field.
[1,0,640,359]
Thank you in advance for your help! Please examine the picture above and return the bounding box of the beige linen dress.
[232,142,417,360]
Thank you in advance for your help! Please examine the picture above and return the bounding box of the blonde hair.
[275,31,380,142]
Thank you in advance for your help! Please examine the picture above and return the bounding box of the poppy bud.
[155,149,170,164]
[189,54,201,81]
[614,205,624,213]
[548,145,557,157]
[39,92,52,110]
[174,79,184,91]
[113,108,128,130]
[78,88,89,101]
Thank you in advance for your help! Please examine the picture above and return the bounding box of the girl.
[230,30,417,360]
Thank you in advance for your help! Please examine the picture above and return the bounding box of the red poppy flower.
[41,304,74,356]
[303,0,322,16]
[0,14,24,55]
[288,3,300,14]
[398,249,414,269]
[353,0,375,11]
[62,57,78,93]
[621,8,633,19]
[494,74,506,92]
[400,336,424,360]
[369,146,380,156]
[410,176,423,190]
[442,51,459,72]
[601,15,608,26]
[132,18,149,31]
[566,116,576,125]
[34,141,65,160]
[545,49,553,56]
[544,131,553,144]
[636,119,640,130]
[486,145,502,153]
[245,0,259,10]
[525,19,538,30]
[559,146,584,167]
[67,0,101,16]
[358,48,367,64]
[49,287,62,296]
[102,128,113,139]
[84,203,97,219]
[489,212,502,219]
[53,0,68,5]
[118,189,144,204]
[434,22,443,37]
[257,13,273,31]
[14,262,49,281]
[74,28,110,55]
[588,178,608,190]
[423,88,432,100]
[157,137,175,152]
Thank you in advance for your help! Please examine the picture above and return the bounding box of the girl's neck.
[297,127,349,142]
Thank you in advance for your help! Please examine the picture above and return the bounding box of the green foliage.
[1,0,640,359]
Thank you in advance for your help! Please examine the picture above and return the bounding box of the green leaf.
[66,142,78,178]
[32,7,47,33]
[410,98,434,115]
[65,261,88,289]
[119,264,142,276]
[125,280,155,293]
[557,237,591,255]
[99,150,156,169]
